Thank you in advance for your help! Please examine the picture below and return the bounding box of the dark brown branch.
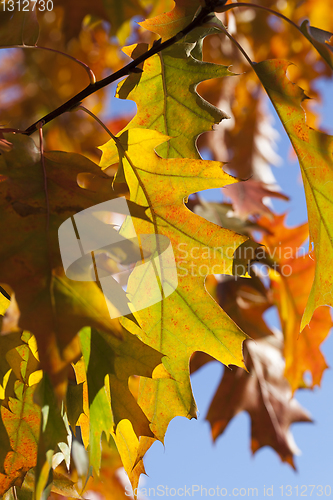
[23,5,215,136]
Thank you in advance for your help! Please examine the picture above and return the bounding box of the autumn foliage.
[0,0,332,498]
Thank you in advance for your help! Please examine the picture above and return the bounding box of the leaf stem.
[4,44,96,84]
[76,105,118,142]
[220,26,254,67]
[23,5,215,136]
[220,2,300,33]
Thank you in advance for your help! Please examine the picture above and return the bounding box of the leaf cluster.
[0,0,332,498]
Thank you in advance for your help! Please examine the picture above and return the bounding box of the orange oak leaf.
[140,0,201,41]
[0,383,40,495]
[253,60,333,329]
[206,333,312,468]
[259,214,332,392]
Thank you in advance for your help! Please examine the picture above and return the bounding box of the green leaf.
[99,41,231,167]
[79,326,163,474]
[79,328,114,473]
[110,128,247,441]
[252,60,333,328]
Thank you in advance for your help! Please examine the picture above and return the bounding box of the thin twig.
[23,4,215,136]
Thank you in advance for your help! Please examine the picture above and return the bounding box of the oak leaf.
[100,41,231,166]
[259,214,332,392]
[0,383,39,496]
[216,276,274,340]
[253,60,333,328]
[104,129,248,449]
[205,333,312,468]
[77,326,163,475]
[0,134,124,400]
[140,0,201,41]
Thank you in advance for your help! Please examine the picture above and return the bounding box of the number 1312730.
[1,0,53,11]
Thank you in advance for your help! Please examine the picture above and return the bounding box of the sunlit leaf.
[140,0,201,41]
[0,382,39,495]
[100,40,231,167]
[259,214,332,391]
[78,326,162,478]
[253,60,333,328]
[107,128,248,444]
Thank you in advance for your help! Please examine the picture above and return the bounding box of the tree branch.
[23,5,215,136]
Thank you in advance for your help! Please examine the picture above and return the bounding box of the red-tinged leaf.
[0,134,124,401]
[224,179,289,219]
[0,383,40,495]
[206,334,312,468]
[0,335,70,499]
[252,60,333,328]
